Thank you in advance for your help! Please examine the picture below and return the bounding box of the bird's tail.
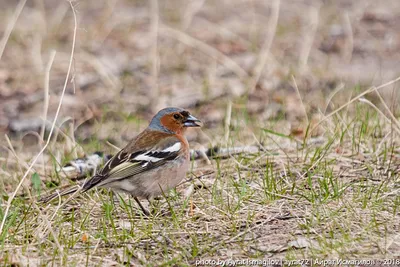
[38,185,82,203]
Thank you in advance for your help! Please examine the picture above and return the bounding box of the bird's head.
[148,107,202,134]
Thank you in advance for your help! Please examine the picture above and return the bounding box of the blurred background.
[0,0,399,151]
[1,2,400,263]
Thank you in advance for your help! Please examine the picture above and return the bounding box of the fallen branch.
[57,146,262,180]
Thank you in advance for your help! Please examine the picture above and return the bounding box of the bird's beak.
[183,114,202,127]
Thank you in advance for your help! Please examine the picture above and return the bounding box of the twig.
[323,82,345,115]
[150,0,159,112]
[224,101,232,145]
[160,25,248,80]
[0,0,27,60]
[342,12,353,63]
[5,135,28,172]
[358,98,395,129]
[311,76,400,134]
[182,0,205,30]
[373,89,400,135]
[291,75,309,125]
[248,0,280,93]
[209,214,279,254]
[41,50,57,139]
[298,4,319,73]
[79,52,120,89]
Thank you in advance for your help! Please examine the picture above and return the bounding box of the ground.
[0,0,399,266]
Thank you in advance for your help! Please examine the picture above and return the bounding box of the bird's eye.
[173,114,180,119]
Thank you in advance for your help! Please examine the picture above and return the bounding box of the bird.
[39,107,202,215]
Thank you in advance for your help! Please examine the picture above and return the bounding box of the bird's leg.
[134,197,150,216]
[146,197,156,214]
[111,191,119,205]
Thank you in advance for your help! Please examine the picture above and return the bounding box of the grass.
[1,0,400,265]
[1,101,399,265]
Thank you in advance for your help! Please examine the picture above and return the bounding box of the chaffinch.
[40,107,202,215]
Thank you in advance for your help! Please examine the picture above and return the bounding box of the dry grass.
[0,0,400,266]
